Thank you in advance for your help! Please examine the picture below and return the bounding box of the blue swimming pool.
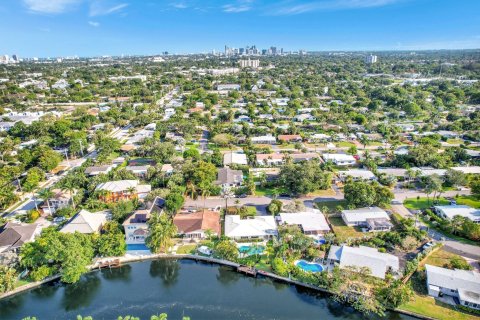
[295,260,324,272]
[127,243,150,251]
[238,245,265,255]
[315,239,326,245]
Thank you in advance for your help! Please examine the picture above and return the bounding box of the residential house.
[327,245,400,279]
[215,168,244,188]
[217,84,241,91]
[256,153,285,166]
[84,164,114,176]
[278,209,331,235]
[224,215,278,240]
[426,264,480,310]
[338,169,376,182]
[278,135,302,143]
[0,222,39,254]
[95,180,152,203]
[322,153,356,166]
[173,210,221,239]
[251,134,277,144]
[433,205,480,223]
[309,133,331,143]
[41,189,75,215]
[223,152,248,166]
[60,209,110,234]
[161,164,174,175]
[341,207,393,232]
[123,197,165,244]
[125,165,149,178]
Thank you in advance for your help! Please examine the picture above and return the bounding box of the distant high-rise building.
[12,54,19,62]
[270,46,277,55]
[239,58,260,69]
[365,54,378,64]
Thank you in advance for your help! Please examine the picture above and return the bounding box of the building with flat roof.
[223,152,248,166]
[278,209,330,235]
[322,153,356,166]
[341,207,393,232]
[327,245,399,279]
[224,215,277,240]
[426,264,480,310]
[433,205,480,223]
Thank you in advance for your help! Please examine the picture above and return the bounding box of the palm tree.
[146,213,178,253]
[126,186,137,200]
[38,188,54,215]
[61,181,77,209]
[359,135,370,149]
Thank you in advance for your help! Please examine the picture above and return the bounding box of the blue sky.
[1,0,479,57]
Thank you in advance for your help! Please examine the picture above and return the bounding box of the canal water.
[0,259,412,320]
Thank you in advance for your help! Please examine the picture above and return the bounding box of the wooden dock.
[97,259,121,269]
[237,265,257,277]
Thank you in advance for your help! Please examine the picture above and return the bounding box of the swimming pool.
[127,243,150,251]
[295,260,324,272]
[238,245,265,255]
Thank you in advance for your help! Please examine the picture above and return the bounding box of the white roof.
[434,205,480,222]
[426,264,480,302]
[60,210,109,234]
[95,180,139,192]
[279,209,330,233]
[342,207,389,224]
[251,135,276,142]
[451,166,480,174]
[338,170,376,180]
[322,153,355,162]
[224,153,248,166]
[328,245,399,279]
[224,215,277,238]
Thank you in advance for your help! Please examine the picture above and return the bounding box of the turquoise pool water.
[295,260,324,272]
[238,245,265,255]
[127,243,150,251]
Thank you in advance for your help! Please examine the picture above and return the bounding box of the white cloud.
[270,0,403,15]
[223,4,251,12]
[89,1,128,16]
[171,2,188,9]
[88,21,100,27]
[23,0,82,14]
[223,0,253,13]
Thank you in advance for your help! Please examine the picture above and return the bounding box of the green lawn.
[336,141,356,148]
[404,197,449,210]
[315,200,348,213]
[254,186,288,197]
[14,278,32,288]
[420,248,468,268]
[329,216,365,242]
[456,195,480,209]
[446,139,464,145]
[400,294,480,320]
[176,244,197,254]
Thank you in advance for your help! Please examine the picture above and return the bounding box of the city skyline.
[1,0,480,57]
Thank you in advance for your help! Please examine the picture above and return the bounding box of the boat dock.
[237,265,257,277]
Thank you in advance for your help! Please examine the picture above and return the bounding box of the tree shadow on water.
[0,294,25,319]
[149,259,180,288]
[60,273,101,311]
[101,264,132,283]
[216,266,240,286]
